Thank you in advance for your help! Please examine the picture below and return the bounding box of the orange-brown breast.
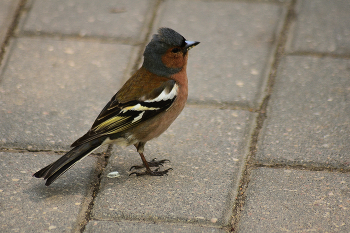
[129,66,188,142]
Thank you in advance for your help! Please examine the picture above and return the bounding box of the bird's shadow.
[26,163,130,203]
[25,166,98,203]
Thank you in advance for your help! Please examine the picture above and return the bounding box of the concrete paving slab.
[0,151,97,232]
[85,220,226,233]
[237,168,350,232]
[0,0,21,49]
[256,56,350,168]
[287,0,350,54]
[92,107,254,226]
[152,0,284,108]
[22,0,155,41]
[0,38,132,151]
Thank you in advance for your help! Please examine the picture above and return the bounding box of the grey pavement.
[237,168,350,232]
[0,0,21,50]
[0,0,349,232]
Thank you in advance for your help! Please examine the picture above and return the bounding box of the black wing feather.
[71,80,177,147]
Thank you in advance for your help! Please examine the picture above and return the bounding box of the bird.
[33,27,200,186]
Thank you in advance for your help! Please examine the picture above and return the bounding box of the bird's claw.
[129,168,173,176]
[129,158,170,171]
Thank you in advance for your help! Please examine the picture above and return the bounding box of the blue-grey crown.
[142,28,186,77]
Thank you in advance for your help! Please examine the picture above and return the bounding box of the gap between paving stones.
[230,0,297,232]
[0,0,26,67]
[186,101,257,112]
[129,0,163,75]
[287,51,350,60]
[77,144,113,233]
[254,163,350,174]
[74,1,162,231]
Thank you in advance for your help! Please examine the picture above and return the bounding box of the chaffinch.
[33,27,200,186]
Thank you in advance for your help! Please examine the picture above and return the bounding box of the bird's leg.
[129,142,172,176]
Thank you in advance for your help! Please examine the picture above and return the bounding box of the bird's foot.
[129,158,170,170]
[129,167,173,176]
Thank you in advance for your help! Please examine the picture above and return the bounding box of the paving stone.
[0,151,97,232]
[0,0,21,48]
[85,220,226,233]
[237,168,350,232]
[22,0,155,41]
[256,56,350,168]
[152,0,284,108]
[0,38,132,151]
[287,0,350,54]
[92,107,254,226]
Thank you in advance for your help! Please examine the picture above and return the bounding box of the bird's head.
[143,27,200,77]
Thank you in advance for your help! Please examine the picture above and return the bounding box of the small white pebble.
[68,61,75,67]
[107,171,120,178]
[64,48,74,54]
[250,68,259,75]
[236,81,244,87]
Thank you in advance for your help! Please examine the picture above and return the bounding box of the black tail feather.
[33,137,105,186]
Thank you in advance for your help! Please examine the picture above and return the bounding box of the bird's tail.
[33,137,105,186]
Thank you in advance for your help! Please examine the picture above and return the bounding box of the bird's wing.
[71,79,178,147]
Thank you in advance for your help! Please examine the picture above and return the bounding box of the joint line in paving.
[230,0,297,232]
[287,51,350,60]
[77,144,113,233]
[185,101,257,112]
[253,163,350,174]
[130,0,163,75]
[0,0,27,67]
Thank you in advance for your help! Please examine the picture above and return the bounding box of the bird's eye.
[171,48,181,53]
